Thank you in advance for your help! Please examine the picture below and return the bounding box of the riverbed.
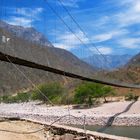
[0,101,140,139]
[0,101,140,126]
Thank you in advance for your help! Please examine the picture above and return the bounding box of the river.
[73,125,140,139]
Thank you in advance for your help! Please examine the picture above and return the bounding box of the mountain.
[83,54,132,70]
[99,53,140,84]
[127,52,140,67]
[0,20,53,47]
[0,21,95,95]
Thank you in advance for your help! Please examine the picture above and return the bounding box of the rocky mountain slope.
[0,21,95,95]
[0,20,53,47]
[100,53,140,84]
[127,52,140,67]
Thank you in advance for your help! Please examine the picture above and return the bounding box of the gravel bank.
[0,101,140,126]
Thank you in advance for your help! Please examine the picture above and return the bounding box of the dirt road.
[0,121,47,140]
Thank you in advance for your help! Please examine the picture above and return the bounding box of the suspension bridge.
[0,0,140,89]
[0,1,140,139]
[0,50,140,89]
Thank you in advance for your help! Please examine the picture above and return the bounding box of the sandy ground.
[0,101,140,126]
[0,121,47,140]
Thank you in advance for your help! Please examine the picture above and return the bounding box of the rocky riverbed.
[0,101,140,126]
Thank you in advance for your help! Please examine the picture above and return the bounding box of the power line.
[0,18,54,105]
[5,55,54,105]
[45,0,106,69]
[57,0,106,60]
[0,35,54,105]
[0,2,92,137]
[46,0,110,70]
[45,0,87,47]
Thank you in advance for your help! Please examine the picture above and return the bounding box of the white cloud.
[5,7,44,27]
[89,0,140,35]
[51,0,85,8]
[118,0,134,6]
[53,31,89,50]
[52,43,74,50]
[58,31,89,44]
[60,0,80,8]
[118,38,140,49]
[15,7,43,19]
[7,17,32,27]
[92,29,129,43]
[116,0,140,27]
[92,33,112,43]
[90,46,112,55]
[95,16,110,27]
[51,0,140,55]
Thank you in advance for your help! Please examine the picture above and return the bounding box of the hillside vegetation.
[0,82,115,105]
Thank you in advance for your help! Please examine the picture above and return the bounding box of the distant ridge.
[0,20,53,47]
[99,52,140,84]
[83,54,132,70]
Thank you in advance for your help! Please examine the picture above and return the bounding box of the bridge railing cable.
[0,114,87,136]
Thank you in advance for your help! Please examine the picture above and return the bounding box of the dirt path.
[0,121,47,140]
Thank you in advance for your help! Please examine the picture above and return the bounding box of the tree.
[74,82,103,106]
[74,82,114,105]
[31,82,64,104]
[100,86,114,103]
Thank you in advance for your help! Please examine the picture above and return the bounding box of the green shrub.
[74,82,100,105]
[31,82,64,104]
[0,92,31,103]
[60,92,75,105]
[0,95,10,103]
[125,93,139,101]
[100,86,115,103]
[134,95,139,101]
[74,82,114,105]
[15,92,31,102]
[0,82,64,104]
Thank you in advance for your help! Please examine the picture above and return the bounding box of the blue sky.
[0,0,140,58]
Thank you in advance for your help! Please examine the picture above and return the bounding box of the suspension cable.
[45,0,110,70]
[57,0,106,60]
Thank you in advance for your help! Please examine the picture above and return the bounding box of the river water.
[73,125,140,139]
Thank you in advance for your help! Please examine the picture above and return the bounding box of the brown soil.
[0,121,47,140]
[114,87,140,96]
